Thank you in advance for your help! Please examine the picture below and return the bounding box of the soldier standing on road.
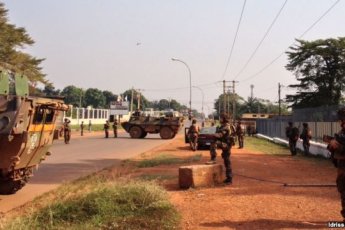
[88,120,92,132]
[80,121,84,136]
[300,123,312,155]
[104,120,110,138]
[285,122,299,156]
[63,118,71,144]
[236,121,244,149]
[327,108,345,221]
[214,114,235,184]
[188,119,199,151]
[113,119,118,138]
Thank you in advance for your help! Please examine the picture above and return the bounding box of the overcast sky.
[2,0,344,114]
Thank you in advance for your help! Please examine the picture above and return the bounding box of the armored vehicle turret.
[0,70,68,194]
[121,111,182,139]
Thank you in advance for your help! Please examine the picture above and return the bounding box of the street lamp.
[171,58,192,118]
[193,86,205,121]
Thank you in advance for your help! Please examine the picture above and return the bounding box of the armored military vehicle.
[121,112,182,139]
[0,70,68,194]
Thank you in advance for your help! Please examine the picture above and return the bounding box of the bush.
[5,180,180,230]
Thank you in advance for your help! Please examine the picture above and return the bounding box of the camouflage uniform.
[188,120,199,151]
[113,120,118,138]
[300,123,311,155]
[104,120,110,138]
[215,115,235,184]
[209,123,217,162]
[63,118,71,144]
[285,122,299,156]
[328,108,345,220]
[236,121,244,148]
[80,121,84,136]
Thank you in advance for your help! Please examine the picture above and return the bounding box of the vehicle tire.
[0,179,26,195]
[160,127,173,139]
[129,126,143,138]
[140,131,147,138]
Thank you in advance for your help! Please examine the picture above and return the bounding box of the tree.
[285,38,345,108]
[122,89,150,110]
[61,85,83,107]
[84,88,106,108]
[102,90,117,108]
[43,83,60,97]
[0,3,46,87]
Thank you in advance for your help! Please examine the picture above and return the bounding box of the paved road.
[0,131,172,213]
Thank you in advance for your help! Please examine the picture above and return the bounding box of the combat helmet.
[338,107,345,120]
[220,113,230,123]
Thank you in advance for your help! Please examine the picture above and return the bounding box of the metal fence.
[256,119,340,142]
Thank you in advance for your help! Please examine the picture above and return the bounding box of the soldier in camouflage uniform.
[112,119,118,138]
[104,120,110,138]
[214,114,235,184]
[207,122,217,164]
[188,119,199,151]
[328,108,345,221]
[300,123,312,155]
[236,120,244,149]
[285,122,299,156]
[63,118,71,144]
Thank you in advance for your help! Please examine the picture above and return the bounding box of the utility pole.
[278,83,281,117]
[250,84,254,99]
[232,80,239,120]
[223,80,226,115]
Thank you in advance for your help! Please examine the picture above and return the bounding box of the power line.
[241,0,341,83]
[143,81,220,92]
[234,0,288,80]
[221,0,247,80]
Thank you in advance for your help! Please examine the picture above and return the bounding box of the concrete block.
[179,164,224,189]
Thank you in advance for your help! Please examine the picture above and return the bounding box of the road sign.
[110,101,129,115]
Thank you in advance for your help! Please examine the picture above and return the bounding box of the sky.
[2,0,345,115]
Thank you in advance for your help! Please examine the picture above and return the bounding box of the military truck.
[121,112,182,139]
[0,70,68,194]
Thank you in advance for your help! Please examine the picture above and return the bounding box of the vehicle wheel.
[140,131,147,138]
[129,126,143,138]
[160,127,173,139]
[0,179,26,195]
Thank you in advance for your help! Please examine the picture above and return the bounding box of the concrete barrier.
[179,164,224,189]
[256,133,330,158]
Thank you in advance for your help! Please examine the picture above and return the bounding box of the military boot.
[223,178,232,185]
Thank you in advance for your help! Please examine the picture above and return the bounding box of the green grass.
[245,136,293,156]
[244,136,330,163]
[139,174,177,181]
[71,124,123,132]
[3,177,180,230]
[136,153,202,168]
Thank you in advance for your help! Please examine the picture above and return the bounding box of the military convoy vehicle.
[0,70,68,194]
[121,112,183,139]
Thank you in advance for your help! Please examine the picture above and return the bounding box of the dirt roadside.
[130,133,341,230]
